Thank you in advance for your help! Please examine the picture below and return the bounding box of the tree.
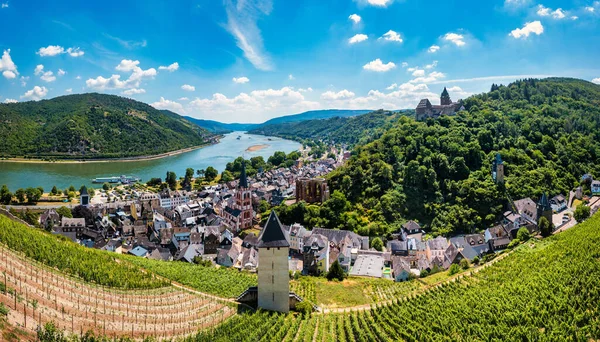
[56,206,72,218]
[72,205,93,225]
[538,216,552,237]
[15,188,26,204]
[295,301,313,317]
[574,204,590,223]
[196,169,205,178]
[0,185,12,205]
[166,171,177,190]
[326,260,345,281]
[102,182,110,191]
[258,200,270,214]
[50,186,58,195]
[182,168,195,189]
[371,237,383,251]
[268,151,287,166]
[68,185,76,193]
[459,258,470,270]
[146,178,162,187]
[448,264,461,275]
[25,187,42,204]
[221,170,234,182]
[205,166,218,181]
[517,227,531,242]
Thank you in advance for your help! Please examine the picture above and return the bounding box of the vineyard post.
[23,302,26,329]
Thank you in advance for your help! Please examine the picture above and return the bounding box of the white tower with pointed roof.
[257,211,290,313]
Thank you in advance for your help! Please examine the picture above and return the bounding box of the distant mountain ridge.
[0,93,212,159]
[184,109,373,133]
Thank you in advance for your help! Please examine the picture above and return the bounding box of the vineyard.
[187,213,600,341]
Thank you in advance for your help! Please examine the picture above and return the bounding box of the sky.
[0,0,599,123]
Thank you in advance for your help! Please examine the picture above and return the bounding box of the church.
[223,161,254,233]
[415,87,465,121]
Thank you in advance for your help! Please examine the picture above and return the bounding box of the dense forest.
[0,93,213,159]
[249,110,413,148]
[273,78,600,237]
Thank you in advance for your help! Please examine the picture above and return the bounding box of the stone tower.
[440,87,452,106]
[80,186,90,207]
[537,193,552,225]
[493,153,505,184]
[234,161,253,230]
[257,211,290,313]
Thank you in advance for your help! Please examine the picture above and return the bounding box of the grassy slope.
[0,93,211,158]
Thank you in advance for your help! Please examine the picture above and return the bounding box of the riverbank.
[0,140,219,164]
[245,144,269,152]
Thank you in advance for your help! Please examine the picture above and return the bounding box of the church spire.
[239,159,248,189]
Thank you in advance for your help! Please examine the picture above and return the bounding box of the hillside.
[271,78,600,236]
[248,109,414,147]
[0,93,213,159]
[193,213,600,341]
[184,109,373,134]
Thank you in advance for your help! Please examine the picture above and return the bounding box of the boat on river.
[92,175,141,184]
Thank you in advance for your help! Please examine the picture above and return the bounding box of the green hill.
[270,78,600,236]
[248,109,414,147]
[0,93,213,159]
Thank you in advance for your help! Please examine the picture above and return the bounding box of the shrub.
[459,258,470,270]
[327,260,345,281]
[508,239,521,249]
[517,227,530,242]
[295,301,313,316]
[448,264,461,276]
[371,237,383,251]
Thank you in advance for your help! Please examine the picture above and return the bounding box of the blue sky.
[0,0,599,123]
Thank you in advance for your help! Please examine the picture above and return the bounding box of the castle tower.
[493,153,505,184]
[440,87,452,106]
[80,186,90,207]
[234,161,253,231]
[537,193,552,224]
[257,211,290,313]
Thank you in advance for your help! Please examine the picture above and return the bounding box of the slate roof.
[257,211,290,248]
[224,206,242,217]
[403,220,421,233]
[239,160,249,189]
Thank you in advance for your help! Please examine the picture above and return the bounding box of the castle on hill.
[416,87,465,121]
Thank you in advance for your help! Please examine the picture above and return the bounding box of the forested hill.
[277,78,600,237]
[0,93,213,159]
[248,109,414,147]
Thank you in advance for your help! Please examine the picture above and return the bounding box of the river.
[0,132,300,191]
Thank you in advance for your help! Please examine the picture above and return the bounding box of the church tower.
[80,186,90,207]
[257,211,290,313]
[492,153,505,184]
[537,193,552,225]
[234,161,253,231]
[440,87,452,106]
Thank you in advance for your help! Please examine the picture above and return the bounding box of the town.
[13,148,594,294]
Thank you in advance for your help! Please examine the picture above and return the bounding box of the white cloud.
[349,14,361,24]
[592,78,600,84]
[444,33,466,46]
[20,76,28,86]
[585,6,595,13]
[122,88,146,95]
[37,45,64,56]
[4,98,18,103]
[87,59,157,90]
[425,61,438,69]
[2,70,16,79]
[76,75,81,80]
[361,0,393,7]
[40,71,56,82]
[34,65,44,75]
[178,97,189,101]
[21,86,48,101]
[57,69,66,76]
[407,67,417,72]
[181,84,196,91]
[224,0,273,71]
[104,34,147,49]
[412,69,425,77]
[409,71,446,84]
[66,47,84,57]
[571,16,579,20]
[65,88,72,94]
[401,62,408,68]
[446,86,471,98]
[321,89,355,100]
[298,87,313,93]
[1,2,8,8]
[363,58,396,72]
[151,97,185,113]
[386,83,398,90]
[552,8,566,19]
[537,4,551,16]
[504,0,530,7]
[158,62,179,72]
[37,45,84,57]
[233,76,250,84]
[0,49,18,79]
[428,45,440,53]
[379,30,403,43]
[509,21,544,39]
[349,34,369,44]
[288,74,295,80]
[537,5,567,19]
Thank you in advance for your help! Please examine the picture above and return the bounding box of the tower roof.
[441,87,449,97]
[495,152,503,165]
[239,160,248,189]
[257,211,290,248]
[538,193,551,211]
[80,186,88,196]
